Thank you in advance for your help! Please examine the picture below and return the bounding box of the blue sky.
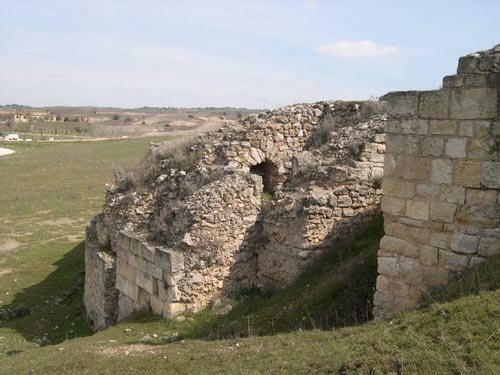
[0,0,498,108]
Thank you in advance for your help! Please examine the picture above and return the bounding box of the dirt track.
[0,147,15,156]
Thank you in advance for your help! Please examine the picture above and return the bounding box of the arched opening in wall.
[250,159,279,194]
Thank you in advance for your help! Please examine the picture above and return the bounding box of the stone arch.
[250,159,279,193]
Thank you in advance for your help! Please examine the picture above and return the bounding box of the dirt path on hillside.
[0,147,15,156]
[0,239,20,252]
[46,118,228,143]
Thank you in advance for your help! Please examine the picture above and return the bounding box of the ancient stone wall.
[373,45,500,319]
[115,174,263,319]
[84,101,386,330]
[83,215,118,330]
[255,132,385,289]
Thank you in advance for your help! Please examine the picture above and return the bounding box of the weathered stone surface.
[430,231,450,249]
[380,91,418,117]
[419,91,449,119]
[291,151,315,176]
[430,120,457,135]
[439,186,466,204]
[398,256,422,285]
[375,275,410,297]
[406,200,429,221]
[375,44,500,320]
[458,121,474,136]
[478,237,500,257]
[380,235,418,258]
[383,178,415,199]
[421,265,449,286]
[420,246,438,266]
[450,88,497,119]
[421,138,444,157]
[481,161,500,188]
[456,204,500,228]
[430,159,453,184]
[466,189,497,206]
[457,55,479,74]
[450,233,479,254]
[445,138,467,158]
[381,197,405,216]
[400,119,428,134]
[395,156,430,181]
[438,250,469,271]
[377,256,398,277]
[416,183,440,199]
[454,160,481,188]
[429,202,457,223]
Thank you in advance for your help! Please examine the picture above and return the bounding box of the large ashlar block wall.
[373,45,500,319]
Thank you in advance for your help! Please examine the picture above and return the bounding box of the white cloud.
[315,40,400,58]
[304,0,317,10]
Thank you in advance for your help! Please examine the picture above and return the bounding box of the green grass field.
[0,138,168,354]
[0,139,499,374]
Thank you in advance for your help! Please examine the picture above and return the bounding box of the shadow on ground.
[0,242,93,346]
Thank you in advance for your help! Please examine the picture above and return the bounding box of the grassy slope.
[1,257,499,374]
[0,139,499,374]
[0,138,169,353]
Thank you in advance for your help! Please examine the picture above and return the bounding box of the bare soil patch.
[39,218,79,226]
[97,344,161,357]
[0,147,15,157]
[42,234,83,245]
[0,269,13,277]
[0,240,20,252]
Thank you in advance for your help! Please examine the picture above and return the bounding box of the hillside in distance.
[0,105,259,139]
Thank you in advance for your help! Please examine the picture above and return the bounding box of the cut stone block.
[478,238,500,257]
[419,90,449,119]
[406,200,429,221]
[416,183,440,199]
[458,121,474,136]
[431,159,453,184]
[429,202,457,223]
[421,138,444,157]
[380,91,419,117]
[400,119,428,134]
[383,178,416,199]
[377,256,399,277]
[466,189,497,206]
[450,88,497,119]
[450,233,479,254]
[445,138,467,158]
[481,161,500,188]
[430,120,457,135]
[439,250,469,271]
[380,235,418,258]
[454,160,481,188]
[421,266,449,286]
[439,186,466,204]
[420,246,438,266]
[395,156,430,181]
[381,197,406,216]
[376,275,410,298]
[399,256,422,285]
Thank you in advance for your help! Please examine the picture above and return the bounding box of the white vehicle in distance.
[5,133,20,141]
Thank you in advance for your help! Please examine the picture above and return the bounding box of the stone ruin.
[373,44,500,318]
[84,43,500,331]
[84,100,386,330]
